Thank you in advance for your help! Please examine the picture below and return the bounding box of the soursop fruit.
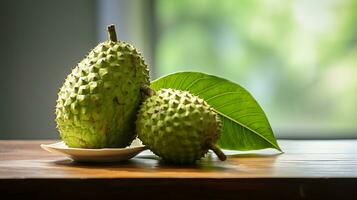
[136,88,226,164]
[55,25,149,148]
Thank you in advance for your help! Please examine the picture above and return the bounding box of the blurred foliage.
[155,0,357,133]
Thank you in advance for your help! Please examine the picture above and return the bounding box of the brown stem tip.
[140,85,156,97]
[208,143,227,161]
[107,24,117,42]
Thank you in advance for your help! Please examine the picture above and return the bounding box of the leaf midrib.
[198,81,281,151]
[214,109,282,151]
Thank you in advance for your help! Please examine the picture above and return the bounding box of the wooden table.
[1,140,356,199]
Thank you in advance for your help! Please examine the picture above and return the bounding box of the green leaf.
[151,71,281,151]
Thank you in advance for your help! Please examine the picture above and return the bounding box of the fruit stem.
[208,143,227,161]
[107,24,118,42]
[140,85,156,97]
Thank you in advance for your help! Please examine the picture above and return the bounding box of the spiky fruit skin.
[136,89,221,164]
[55,40,149,148]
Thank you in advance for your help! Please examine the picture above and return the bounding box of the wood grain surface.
[0,140,357,199]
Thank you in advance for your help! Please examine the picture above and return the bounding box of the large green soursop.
[136,88,226,164]
[55,25,149,148]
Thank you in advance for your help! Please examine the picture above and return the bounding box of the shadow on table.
[51,150,282,172]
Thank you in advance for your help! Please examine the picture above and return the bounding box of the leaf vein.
[216,109,281,151]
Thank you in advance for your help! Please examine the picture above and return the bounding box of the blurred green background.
[155,0,357,138]
[0,0,356,139]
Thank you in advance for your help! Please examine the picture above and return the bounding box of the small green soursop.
[55,25,149,148]
[136,88,226,164]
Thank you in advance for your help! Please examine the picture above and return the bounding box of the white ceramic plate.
[41,141,147,162]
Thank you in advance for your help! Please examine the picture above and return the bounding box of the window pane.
[155,0,357,138]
